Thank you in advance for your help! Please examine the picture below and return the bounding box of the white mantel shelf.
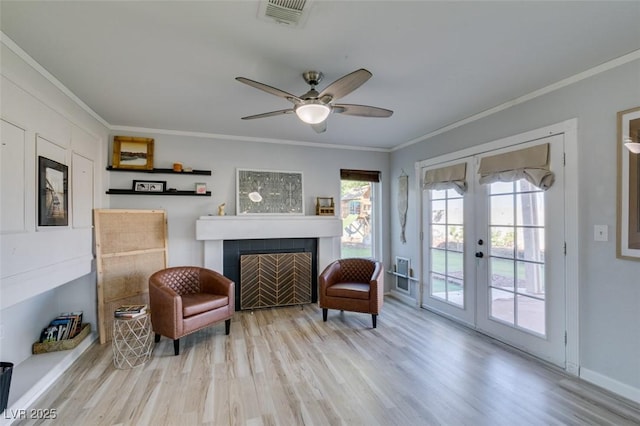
[196,215,343,273]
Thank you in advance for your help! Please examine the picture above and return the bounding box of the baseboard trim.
[580,367,640,404]
[1,332,97,425]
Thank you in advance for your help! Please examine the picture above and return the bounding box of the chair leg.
[173,339,180,356]
[225,319,231,335]
[322,308,328,322]
[372,314,377,329]
[155,333,161,343]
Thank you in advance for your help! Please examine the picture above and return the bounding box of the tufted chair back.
[338,258,376,283]
[159,267,201,295]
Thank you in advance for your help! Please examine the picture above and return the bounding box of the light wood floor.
[16,297,640,425]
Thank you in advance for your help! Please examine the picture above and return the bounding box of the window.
[340,169,380,258]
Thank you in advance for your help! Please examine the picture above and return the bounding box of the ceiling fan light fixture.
[295,103,330,124]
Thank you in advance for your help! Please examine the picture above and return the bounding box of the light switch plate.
[594,225,608,242]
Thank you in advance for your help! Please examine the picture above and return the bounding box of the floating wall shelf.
[106,189,211,196]
[106,166,212,176]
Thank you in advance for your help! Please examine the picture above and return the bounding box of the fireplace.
[223,238,317,310]
[196,215,342,310]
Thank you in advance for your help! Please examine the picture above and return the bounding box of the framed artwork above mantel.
[617,106,640,261]
[236,169,304,215]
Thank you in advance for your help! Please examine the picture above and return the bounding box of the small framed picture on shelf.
[133,180,166,192]
[195,182,207,194]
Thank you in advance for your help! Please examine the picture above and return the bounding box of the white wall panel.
[1,119,26,233]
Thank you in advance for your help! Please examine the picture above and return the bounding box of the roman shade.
[478,144,555,190]
[423,163,467,195]
[340,169,381,182]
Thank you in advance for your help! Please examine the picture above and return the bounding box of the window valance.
[423,163,467,195]
[478,143,555,190]
[340,169,381,182]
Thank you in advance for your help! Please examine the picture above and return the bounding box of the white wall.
[389,59,640,401]
[0,41,108,368]
[106,130,391,269]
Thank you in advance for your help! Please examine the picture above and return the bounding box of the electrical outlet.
[594,225,608,242]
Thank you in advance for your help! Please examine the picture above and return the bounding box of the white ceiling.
[1,1,639,151]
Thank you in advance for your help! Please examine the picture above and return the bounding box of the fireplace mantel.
[196,215,342,273]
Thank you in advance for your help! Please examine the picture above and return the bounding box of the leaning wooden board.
[94,209,168,344]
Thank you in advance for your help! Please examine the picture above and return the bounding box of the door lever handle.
[475,252,484,258]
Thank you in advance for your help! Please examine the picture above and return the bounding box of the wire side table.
[112,313,153,369]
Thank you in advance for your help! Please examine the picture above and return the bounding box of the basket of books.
[32,312,91,354]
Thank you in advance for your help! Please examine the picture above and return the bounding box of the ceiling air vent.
[258,0,312,27]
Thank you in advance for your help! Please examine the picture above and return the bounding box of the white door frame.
[415,119,579,375]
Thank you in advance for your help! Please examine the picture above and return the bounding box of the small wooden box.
[316,197,335,216]
[32,323,91,354]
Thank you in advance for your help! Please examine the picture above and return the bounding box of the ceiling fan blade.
[241,109,295,120]
[236,77,301,103]
[332,104,393,118]
[318,69,372,100]
[311,121,327,133]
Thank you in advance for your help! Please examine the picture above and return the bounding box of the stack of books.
[114,304,147,319]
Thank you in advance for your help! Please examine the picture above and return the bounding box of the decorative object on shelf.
[218,203,226,216]
[315,197,335,215]
[183,167,193,173]
[112,136,154,170]
[172,162,183,172]
[398,171,408,243]
[133,180,166,192]
[195,182,207,194]
[38,156,68,227]
[236,169,304,214]
[617,106,640,260]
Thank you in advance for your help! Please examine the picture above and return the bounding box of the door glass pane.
[428,189,464,307]
[516,261,545,298]
[488,180,546,336]
[491,288,514,324]
[490,226,515,258]
[517,295,545,335]
[341,180,373,258]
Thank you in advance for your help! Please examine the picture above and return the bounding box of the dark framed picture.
[112,136,154,170]
[617,106,640,260]
[38,156,68,226]
[133,180,166,193]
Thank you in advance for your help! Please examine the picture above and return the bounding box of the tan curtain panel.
[340,169,381,182]
[423,163,467,195]
[478,143,555,190]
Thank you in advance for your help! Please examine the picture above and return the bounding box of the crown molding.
[392,49,640,152]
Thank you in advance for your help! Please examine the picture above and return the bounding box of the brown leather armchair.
[149,266,234,355]
[319,258,384,328]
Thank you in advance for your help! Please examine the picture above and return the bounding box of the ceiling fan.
[235,68,393,133]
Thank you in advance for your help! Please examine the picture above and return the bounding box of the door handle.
[475,252,484,258]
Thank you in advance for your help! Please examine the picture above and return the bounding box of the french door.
[421,134,566,367]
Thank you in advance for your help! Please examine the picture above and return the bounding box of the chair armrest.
[149,279,183,338]
[319,261,342,290]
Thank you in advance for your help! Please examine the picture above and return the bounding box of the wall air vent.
[258,0,312,27]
